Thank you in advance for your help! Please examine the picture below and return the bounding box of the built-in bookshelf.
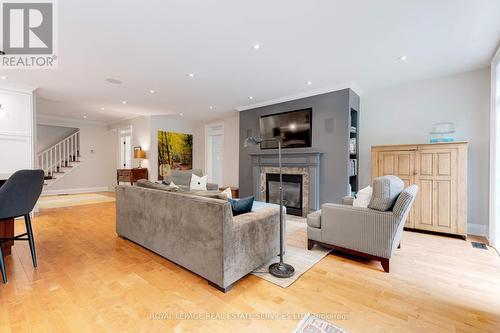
[348,108,359,196]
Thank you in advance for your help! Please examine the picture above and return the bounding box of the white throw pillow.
[221,187,232,199]
[190,174,208,191]
[353,186,373,208]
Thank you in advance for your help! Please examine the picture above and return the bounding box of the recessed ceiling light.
[105,78,123,84]
[122,101,127,105]
[0,76,7,80]
[306,80,312,85]
[253,43,261,50]
[149,90,156,94]
[179,112,184,116]
[398,55,408,61]
[83,115,88,119]
[100,107,105,111]
[188,73,195,78]
[209,106,214,110]
[249,96,254,100]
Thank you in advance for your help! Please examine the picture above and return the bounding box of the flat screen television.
[259,108,312,149]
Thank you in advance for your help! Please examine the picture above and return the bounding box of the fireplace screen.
[266,173,303,216]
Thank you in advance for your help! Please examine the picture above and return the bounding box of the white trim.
[489,45,500,248]
[0,83,37,94]
[468,223,488,237]
[37,113,107,126]
[235,82,363,111]
[42,186,109,196]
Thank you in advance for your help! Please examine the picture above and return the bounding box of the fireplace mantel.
[249,150,322,213]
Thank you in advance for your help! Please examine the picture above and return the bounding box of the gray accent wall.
[239,88,360,205]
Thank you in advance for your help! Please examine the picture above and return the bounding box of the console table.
[0,176,14,256]
[117,168,148,185]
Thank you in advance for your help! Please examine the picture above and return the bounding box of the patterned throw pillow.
[190,174,208,191]
[228,196,254,216]
[368,176,404,211]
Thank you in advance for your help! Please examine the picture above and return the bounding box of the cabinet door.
[376,150,416,227]
[414,149,457,234]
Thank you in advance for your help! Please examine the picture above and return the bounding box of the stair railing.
[37,130,80,178]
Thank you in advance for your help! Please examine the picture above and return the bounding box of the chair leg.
[0,242,7,283]
[381,258,390,273]
[307,239,315,250]
[24,214,37,268]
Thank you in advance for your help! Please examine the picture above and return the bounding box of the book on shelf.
[349,138,357,154]
[348,159,357,177]
[350,126,357,133]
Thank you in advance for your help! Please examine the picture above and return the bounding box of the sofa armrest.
[342,196,354,206]
[207,183,218,191]
[223,207,281,286]
[320,203,402,258]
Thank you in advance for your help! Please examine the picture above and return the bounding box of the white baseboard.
[468,223,488,237]
[42,186,109,196]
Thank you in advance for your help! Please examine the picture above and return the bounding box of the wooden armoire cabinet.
[371,142,468,238]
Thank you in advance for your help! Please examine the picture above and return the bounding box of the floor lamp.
[244,136,295,278]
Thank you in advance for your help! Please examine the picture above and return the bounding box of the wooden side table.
[219,187,239,199]
[117,168,148,185]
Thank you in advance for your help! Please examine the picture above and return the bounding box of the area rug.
[38,193,115,209]
[251,219,331,288]
[293,313,350,333]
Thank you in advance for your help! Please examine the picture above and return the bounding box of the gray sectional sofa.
[115,185,281,292]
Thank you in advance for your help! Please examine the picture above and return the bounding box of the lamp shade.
[134,149,146,159]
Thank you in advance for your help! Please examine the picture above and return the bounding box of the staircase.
[37,130,81,189]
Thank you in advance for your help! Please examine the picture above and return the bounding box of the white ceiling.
[2,0,499,124]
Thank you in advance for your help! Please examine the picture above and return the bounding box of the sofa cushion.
[229,196,254,216]
[136,179,179,192]
[188,190,228,200]
[393,185,419,218]
[307,210,322,228]
[163,169,203,186]
[368,175,404,211]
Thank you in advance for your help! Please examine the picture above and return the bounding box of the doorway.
[205,123,224,187]
[119,126,132,168]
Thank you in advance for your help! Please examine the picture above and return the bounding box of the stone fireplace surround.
[249,151,322,216]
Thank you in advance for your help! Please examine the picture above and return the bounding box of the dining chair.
[0,169,44,283]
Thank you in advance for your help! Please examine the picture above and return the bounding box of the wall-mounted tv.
[259,108,312,149]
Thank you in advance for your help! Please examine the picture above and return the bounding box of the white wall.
[360,68,490,236]
[489,46,500,249]
[37,124,77,153]
[205,113,240,188]
[37,99,117,192]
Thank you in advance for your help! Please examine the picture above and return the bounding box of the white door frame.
[205,123,224,185]
[489,45,500,250]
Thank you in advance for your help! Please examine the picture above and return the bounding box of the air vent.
[471,242,488,250]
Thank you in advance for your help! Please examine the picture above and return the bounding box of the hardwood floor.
[1,198,500,332]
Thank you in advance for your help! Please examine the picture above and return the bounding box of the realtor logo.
[1,1,57,68]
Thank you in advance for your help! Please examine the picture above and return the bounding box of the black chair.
[0,169,44,283]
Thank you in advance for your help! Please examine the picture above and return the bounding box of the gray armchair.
[307,176,419,272]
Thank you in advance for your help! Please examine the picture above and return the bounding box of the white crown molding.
[37,113,108,126]
[0,82,38,94]
[106,114,145,128]
[235,82,363,112]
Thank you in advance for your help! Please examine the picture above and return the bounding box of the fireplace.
[266,173,303,216]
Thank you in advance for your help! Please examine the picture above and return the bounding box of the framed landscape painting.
[157,130,193,180]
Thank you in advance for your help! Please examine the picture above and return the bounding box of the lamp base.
[269,262,295,278]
